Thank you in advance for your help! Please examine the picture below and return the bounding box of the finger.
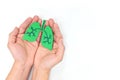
[48,18,55,27]
[45,20,49,26]
[17,34,23,38]
[51,43,58,54]
[38,18,42,26]
[36,19,42,42]
[32,15,39,22]
[53,23,63,43]
[19,17,32,34]
[37,32,42,43]
[53,42,58,50]
[56,39,65,61]
[8,27,19,44]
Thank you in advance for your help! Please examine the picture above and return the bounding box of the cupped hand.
[8,16,40,65]
[34,19,65,71]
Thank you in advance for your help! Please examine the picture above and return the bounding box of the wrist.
[35,67,50,80]
[33,63,51,72]
[14,60,32,69]
[13,61,32,80]
[14,61,26,68]
[6,60,33,80]
[6,62,26,80]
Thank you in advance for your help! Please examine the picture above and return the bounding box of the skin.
[6,16,40,80]
[6,16,65,80]
[32,19,65,80]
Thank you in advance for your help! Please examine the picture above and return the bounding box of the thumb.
[8,27,19,44]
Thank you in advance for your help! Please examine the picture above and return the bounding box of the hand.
[7,16,40,80]
[34,19,65,71]
[8,16,39,65]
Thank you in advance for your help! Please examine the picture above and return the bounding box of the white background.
[0,0,120,80]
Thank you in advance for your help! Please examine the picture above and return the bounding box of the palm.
[8,16,39,64]
[15,34,38,62]
[9,33,38,65]
[35,42,58,69]
[34,19,65,70]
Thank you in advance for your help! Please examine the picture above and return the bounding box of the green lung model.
[22,20,54,50]
[22,22,41,42]
[41,26,54,50]
[40,20,54,50]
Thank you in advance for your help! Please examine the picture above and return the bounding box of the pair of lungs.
[22,20,54,50]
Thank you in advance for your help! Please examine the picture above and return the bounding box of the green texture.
[22,22,41,42]
[22,20,54,50]
[41,26,54,50]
